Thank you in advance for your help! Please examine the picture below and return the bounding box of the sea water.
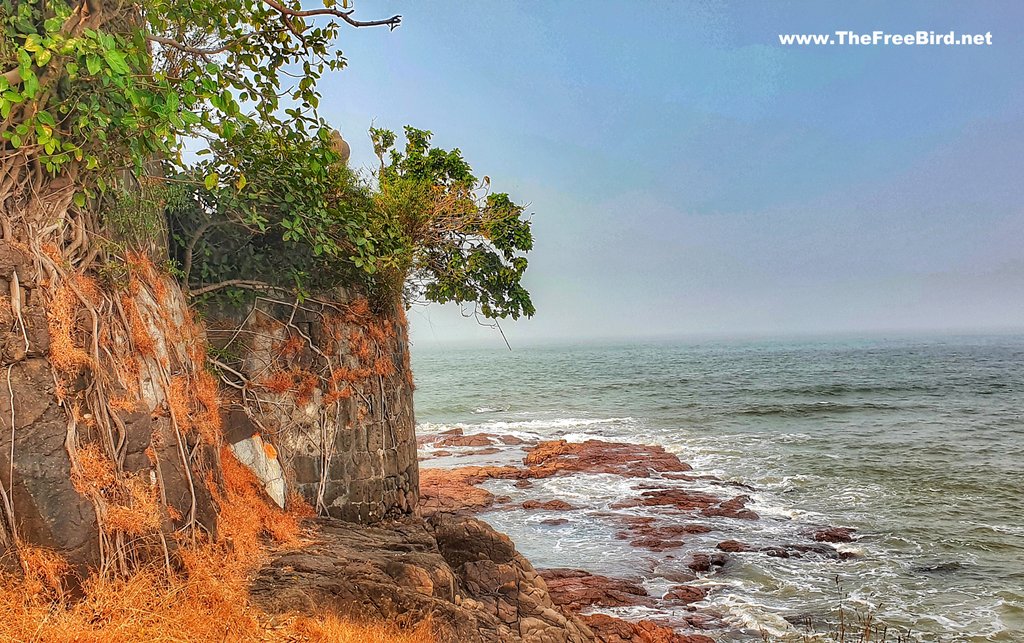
[412,335,1024,642]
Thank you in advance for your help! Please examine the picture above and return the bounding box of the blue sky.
[318,1,1024,346]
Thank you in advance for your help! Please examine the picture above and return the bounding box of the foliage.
[373,126,535,319]
[170,124,535,319]
[0,0,398,197]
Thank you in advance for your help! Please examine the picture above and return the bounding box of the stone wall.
[216,290,418,522]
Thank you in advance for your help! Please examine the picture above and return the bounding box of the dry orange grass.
[0,449,436,642]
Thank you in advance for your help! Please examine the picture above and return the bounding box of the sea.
[412,334,1024,642]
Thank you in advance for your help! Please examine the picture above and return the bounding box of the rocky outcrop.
[251,516,593,642]
[0,245,220,574]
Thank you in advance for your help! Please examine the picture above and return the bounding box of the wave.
[733,401,903,417]
[417,416,636,435]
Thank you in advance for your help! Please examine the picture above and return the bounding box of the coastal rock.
[582,614,715,643]
[539,568,652,611]
[252,516,594,642]
[522,499,576,511]
[418,465,523,515]
[701,495,759,520]
[716,540,752,553]
[437,433,496,448]
[813,527,857,543]
[614,516,711,551]
[525,440,692,478]
[687,553,728,573]
[662,585,707,604]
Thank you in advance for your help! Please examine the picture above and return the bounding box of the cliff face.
[212,291,419,522]
[0,244,220,574]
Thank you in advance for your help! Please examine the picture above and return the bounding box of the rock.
[252,516,593,642]
[437,433,496,448]
[615,517,711,551]
[701,495,759,520]
[541,518,570,526]
[582,614,715,643]
[514,479,535,489]
[813,527,856,543]
[230,434,286,507]
[538,568,651,612]
[716,540,751,553]
[663,585,707,604]
[687,553,728,573]
[418,466,522,515]
[524,440,692,478]
[522,499,575,511]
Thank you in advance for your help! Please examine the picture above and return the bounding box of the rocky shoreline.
[245,427,858,642]
[414,428,859,641]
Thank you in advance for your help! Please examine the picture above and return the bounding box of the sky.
[316,1,1024,347]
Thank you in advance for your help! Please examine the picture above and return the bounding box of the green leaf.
[204,172,218,190]
[73,192,86,207]
[102,49,130,75]
[86,55,101,76]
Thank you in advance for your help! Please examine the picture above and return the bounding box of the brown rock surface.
[522,499,576,511]
[813,526,856,543]
[418,465,523,515]
[662,585,707,604]
[539,568,652,612]
[251,516,593,643]
[525,440,692,478]
[582,614,715,643]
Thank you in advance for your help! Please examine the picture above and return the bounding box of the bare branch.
[260,0,402,31]
[188,279,290,298]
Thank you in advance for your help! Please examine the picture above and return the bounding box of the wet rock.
[522,499,575,511]
[582,614,715,643]
[525,440,692,478]
[418,466,523,515]
[500,435,528,445]
[813,526,856,543]
[701,495,759,520]
[541,518,570,526]
[514,479,535,489]
[612,489,719,512]
[662,585,707,604]
[759,546,790,558]
[539,568,652,611]
[687,553,728,573]
[457,447,502,456]
[716,540,752,553]
[437,433,496,448]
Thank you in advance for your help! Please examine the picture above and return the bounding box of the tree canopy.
[2,0,534,319]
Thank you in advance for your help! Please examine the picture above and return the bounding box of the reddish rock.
[612,489,720,512]
[499,434,527,445]
[582,614,715,643]
[608,516,712,552]
[687,553,728,573]
[457,447,502,456]
[418,466,523,515]
[541,518,570,526]
[437,433,496,448]
[522,499,575,511]
[662,585,707,604]
[813,527,856,543]
[430,450,452,457]
[716,540,752,553]
[525,440,692,479]
[539,568,652,611]
[701,495,759,520]
[759,546,790,558]
[514,479,534,489]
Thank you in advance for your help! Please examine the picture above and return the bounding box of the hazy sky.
[318,1,1024,347]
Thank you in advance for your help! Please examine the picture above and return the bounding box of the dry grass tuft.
[0,447,435,642]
